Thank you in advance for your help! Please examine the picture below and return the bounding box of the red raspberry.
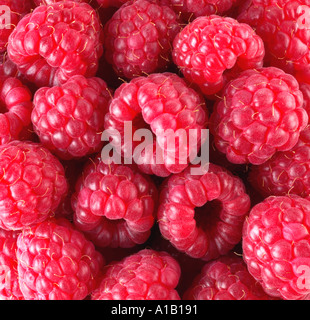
[0,228,23,300]
[7,1,103,87]
[242,195,310,300]
[72,157,158,248]
[249,126,310,198]
[0,76,33,145]
[16,218,104,300]
[157,163,251,261]
[237,0,310,84]
[91,248,181,300]
[0,141,68,230]
[104,72,208,177]
[0,1,33,53]
[183,253,271,300]
[210,67,308,165]
[103,0,181,79]
[31,75,112,160]
[172,15,265,96]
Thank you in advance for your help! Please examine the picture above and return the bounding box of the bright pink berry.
[0,141,68,230]
[16,218,104,300]
[103,0,181,79]
[243,195,310,300]
[183,253,271,300]
[104,72,208,177]
[0,76,33,145]
[210,67,308,165]
[91,249,181,300]
[238,0,310,84]
[0,228,23,300]
[72,158,158,248]
[31,75,112,160]
[157,163,251,261]
[7,1,103,87]
[172,15,265,96]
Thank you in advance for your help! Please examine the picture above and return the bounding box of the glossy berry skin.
[243,195,310,300]
[16,218,104,300]
[104,72,208,177]
[172,15,265,96]
[0,1,33,53]
[183,253,271,300]
[104,0,181,79]
[0,141,68,230]
[72,158,157,248]
[31,75,112,160]
[33,0,89,5]
[91,249,181,300]
[0,76,33,145]
[249,126,310,198]
[210,67,308,165]
[238,0,310,84]
[0,229,23,300]
[157,163,251,261]
[7,2,103,87]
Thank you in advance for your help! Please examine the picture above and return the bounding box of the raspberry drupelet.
[172,15,265,96]
[72,157,158,248]
[210,67,308,165]
[31,75,112,160]
[16,218,104,300]
[7,1,103,87]
[243,195,310,300]
[104,72,208,177]
[91,248,181,300]
[0,141,68,230]
[157,163,251,261]
[103,0,181,79]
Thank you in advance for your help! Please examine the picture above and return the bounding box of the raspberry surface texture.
[0,76,33,145]
[104,72,208,177]
[103,0,181,79]
[183,253,271,300]
[238,0,310,84]
[157,163,251,261]
[243,195,310,300]
[0,228,23,300]
[72,158,157,248]
[0,141,68,230]
[210,67,308,165]
[7,1,103,87]
[249,126,310,198]
[16,218,104,300]
[31,75,112,160]
[91,248,181,300]
[172,15,265,96]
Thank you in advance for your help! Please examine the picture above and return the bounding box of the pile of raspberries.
[1,0,310,301]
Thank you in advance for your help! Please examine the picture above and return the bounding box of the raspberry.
[237,0,310,84]
[0,76,33,145]
[103,0,181,79]
[249,126,310,198]
[0,228,23,300]
[72,157,158,248]
[242,195,310,300]
[0,141,68,230]
[172,15,265,96]
[16,218,104,300]
[183,253,271,300]
[0,1,33,53]
[7,1,103,87]
[104,72,208,177]
[157,163,251,261]
[31,75,112,160]
[210,67,308,165]
[91,248,181,300]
